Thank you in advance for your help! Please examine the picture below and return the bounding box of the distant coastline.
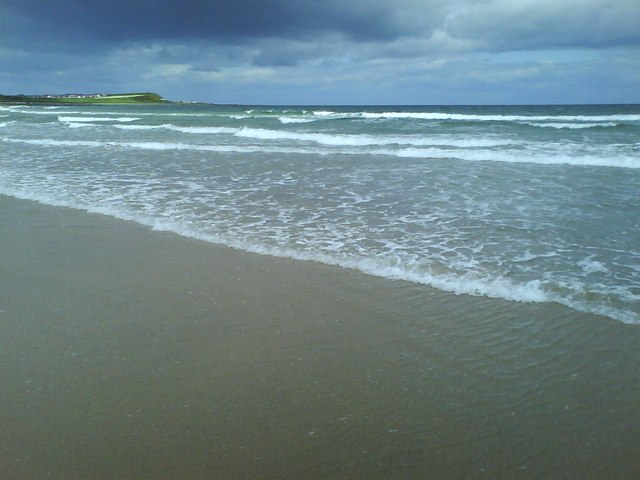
[0,92,168,105]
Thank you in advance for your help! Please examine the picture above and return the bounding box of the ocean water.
[1,103,639,324]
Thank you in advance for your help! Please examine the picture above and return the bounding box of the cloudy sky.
[1,0,639,104]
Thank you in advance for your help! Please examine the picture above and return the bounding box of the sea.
[1,103,639,325]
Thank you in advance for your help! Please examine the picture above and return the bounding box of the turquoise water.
[1,103,639,323]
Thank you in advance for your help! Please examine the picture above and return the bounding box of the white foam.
[387,147,640,169]
[58,116,140,123]
[577,258,609,274]
[343,257,549,303]
[524,122,619,129]
[543,280,639,325]
[233,127,515,147]
[311,111,363,121]
[306,110,640,124]
[278,116,316,124]
[359,112,640,122]
[3,138,105,147]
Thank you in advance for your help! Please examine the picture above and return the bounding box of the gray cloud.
[2,0,422,46]
[6,0,638,49]
[1,0,638,103]
[444,0,640,51]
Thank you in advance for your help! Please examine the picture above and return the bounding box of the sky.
[1,0,639,105]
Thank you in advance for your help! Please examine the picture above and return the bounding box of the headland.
[0,92,167,105]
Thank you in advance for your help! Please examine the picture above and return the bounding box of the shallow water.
[1,103,639,325]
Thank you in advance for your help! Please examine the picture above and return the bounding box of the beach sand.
[1,195,639,479]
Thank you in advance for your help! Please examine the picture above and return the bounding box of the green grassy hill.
[0,92,167,104]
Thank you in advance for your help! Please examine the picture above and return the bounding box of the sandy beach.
[1,195,639,479]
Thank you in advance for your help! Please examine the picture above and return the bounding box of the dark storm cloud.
[3,0,639,55]
[2,0,413,46]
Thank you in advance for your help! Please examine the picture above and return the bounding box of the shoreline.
[2,195,639,478]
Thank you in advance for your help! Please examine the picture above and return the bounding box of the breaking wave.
[58,116,140,123]
[4,137,638,169]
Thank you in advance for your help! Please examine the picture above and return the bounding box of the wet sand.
[1,195,639,479]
